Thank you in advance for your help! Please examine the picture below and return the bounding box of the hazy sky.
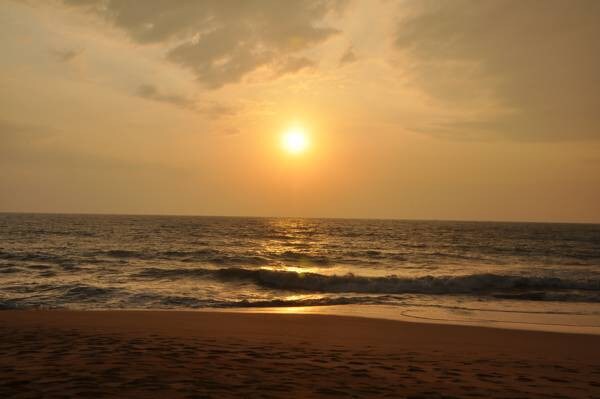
[1,0,600,222]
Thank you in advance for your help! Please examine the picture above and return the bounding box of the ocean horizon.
[3,211,599,225]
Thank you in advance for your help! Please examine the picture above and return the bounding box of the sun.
[281,127,309,154]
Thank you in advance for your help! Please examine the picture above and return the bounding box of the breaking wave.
[134,267,600,301]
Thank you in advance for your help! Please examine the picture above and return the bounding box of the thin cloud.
[273,56,315,76]
[51,48,83,63]
[338,46,357,66]
[136,84,196,110]
[135,84,237,118]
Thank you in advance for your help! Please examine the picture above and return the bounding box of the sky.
[1,0,599,223]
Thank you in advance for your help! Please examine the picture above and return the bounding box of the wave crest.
[134,267,600,298]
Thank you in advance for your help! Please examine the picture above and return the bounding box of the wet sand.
[1,310,599,398]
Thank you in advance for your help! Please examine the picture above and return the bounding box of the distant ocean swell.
[2,246,598,267]
[0,249,332,267]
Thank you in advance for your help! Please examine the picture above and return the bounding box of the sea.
[1,213,599,333]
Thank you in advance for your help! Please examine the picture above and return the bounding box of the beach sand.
[1,310,599,398]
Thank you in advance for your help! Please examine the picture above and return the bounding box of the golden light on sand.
[281,126,309,154]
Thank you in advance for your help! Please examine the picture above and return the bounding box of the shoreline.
[4,302,599,335]
[2,310,599,397]
[214,304,600,335]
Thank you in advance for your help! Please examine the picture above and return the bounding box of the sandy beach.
[1,311,599,398]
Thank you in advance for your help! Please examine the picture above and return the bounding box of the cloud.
[51,48,83,63]
[219,126,240,136]
[135,84,196,110]
[338,46,356,66]
[395,0,600,140]
[64,0,346,88]
[273,56,315,76]
[201,102,238,119]
[135,84,237,118]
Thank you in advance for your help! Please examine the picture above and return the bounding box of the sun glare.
[281,127,309,154]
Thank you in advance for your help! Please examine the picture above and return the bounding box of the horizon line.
[1,210,598,226]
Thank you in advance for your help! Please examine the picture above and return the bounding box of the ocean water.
[1,213,600,332]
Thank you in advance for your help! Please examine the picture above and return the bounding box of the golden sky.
[1,0,599,222]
